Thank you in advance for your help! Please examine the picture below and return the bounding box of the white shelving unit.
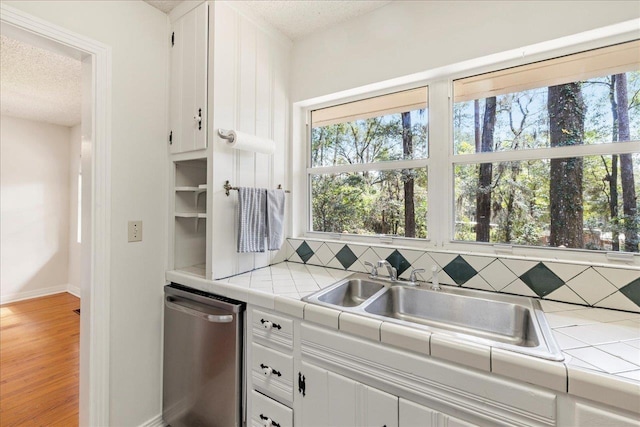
[173,159,207,277]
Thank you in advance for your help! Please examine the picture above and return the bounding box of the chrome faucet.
[377,260,397,281]
[363,261,378,278]
[408,268,425,285]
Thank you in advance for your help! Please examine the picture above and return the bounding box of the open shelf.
[175,212,207,219]
[176,186,206,192]
[173,159,207,278]
[176,263,206,277]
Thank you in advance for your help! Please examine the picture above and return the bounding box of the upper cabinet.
[169,2,208,154]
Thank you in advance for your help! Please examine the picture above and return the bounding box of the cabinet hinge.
[171,32,175,46]
[169,131,173,145]
[298,372,306,396]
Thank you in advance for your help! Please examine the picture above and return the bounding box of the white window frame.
[306,88,431,247]
[291,21,640,264]
[444,40,640,262]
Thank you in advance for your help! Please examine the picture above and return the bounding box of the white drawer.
[250,390,293,427]
[252,342,294,404]
[252,308,294,350]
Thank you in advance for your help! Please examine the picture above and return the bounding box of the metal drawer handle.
[260,363,281,377]
[165,296,233,323]
[260,319,282,330]
[259,414,280,427]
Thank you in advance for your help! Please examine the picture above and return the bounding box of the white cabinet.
[247,308,296,427]
[169,2,207,154]
[172,159,207,276]
[570,400,640,427]
[251,390,293,427]
[399,399,438,427]
[299,361,398,427]
[399,398,479,427]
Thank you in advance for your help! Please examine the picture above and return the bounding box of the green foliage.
[311,110,428,238]
[453,71,640,252]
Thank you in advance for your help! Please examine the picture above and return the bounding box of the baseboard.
[67,284,81,298]
[138,413,165,427]
[0,284,69,305]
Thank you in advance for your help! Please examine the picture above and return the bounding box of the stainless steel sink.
[317,278,386,307]
[303,273,563,361]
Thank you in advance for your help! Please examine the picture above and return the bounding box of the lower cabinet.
[245,305,639,427]
[299,361,398,427]
[251,390,293,427]
[297,361,479,427]
[569,399,639,427]
[247,307,296,427]
[399,399,478,427]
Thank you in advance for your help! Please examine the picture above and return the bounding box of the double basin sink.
[303,274,563,361]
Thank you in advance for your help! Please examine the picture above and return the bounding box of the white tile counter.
[166,261,640,412]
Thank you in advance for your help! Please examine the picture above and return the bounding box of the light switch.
[128,221,142,242]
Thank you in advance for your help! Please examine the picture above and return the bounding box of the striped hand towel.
[266,189,285,250]
[237,187,267,253]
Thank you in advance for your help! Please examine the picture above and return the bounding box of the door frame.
[0,4,112,425]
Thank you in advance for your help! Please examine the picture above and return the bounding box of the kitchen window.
[309,87,429,239]
[452,40,640,253]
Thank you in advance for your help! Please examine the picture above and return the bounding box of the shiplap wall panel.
[236,16,258,273]
[210,2,291,279]
[272,44,289,255]
[254,30,273,268]
[210,2,238,279]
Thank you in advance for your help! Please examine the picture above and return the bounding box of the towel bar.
[223,180,290,197]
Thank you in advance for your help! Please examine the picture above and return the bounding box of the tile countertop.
[166,261,640,414]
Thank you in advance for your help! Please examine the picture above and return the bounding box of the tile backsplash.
[284,238,640,313]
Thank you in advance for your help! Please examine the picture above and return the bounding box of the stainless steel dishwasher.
[163,283,245,427]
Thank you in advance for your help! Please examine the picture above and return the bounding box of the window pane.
[454,42,640,154]
[311,168,428,238]
[311,89,428,167]
[454,153,640,252]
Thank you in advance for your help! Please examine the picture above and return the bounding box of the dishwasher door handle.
[165,296,234,323]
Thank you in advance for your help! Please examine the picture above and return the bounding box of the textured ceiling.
[143,0,392,40]
[232,1,392,40]
[0,35,82,127]
[145,0,184,14]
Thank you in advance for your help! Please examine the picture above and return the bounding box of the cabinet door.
[399,398,438,427]
[299,361,330,427]
[442,414,478,427]
[399,399,479,427]
[362,385,399,427]
[328,372,358,427]
[170,2,207,153]
[299,361,399,427]
[573,401,640,427]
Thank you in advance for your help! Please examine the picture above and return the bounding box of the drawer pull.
[260,363,282,377]
[259,413,281,427]
[260,319,282,330]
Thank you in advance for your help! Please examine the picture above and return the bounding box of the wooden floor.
[0,293,80,427]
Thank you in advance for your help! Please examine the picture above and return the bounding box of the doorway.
[0,4,111,425]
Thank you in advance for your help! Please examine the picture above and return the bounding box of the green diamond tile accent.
[296,241,314,264]
[619,278,640,308]
[386,250,412,277]
[443,255,477,285]
[520,262,565,297]
[335,245,357,269]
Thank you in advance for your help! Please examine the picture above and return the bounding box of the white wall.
[210,2,291,278]
[67,123,81,296]
[291,1,640,102]
[5,1,169,426]
[0,116,71,302]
